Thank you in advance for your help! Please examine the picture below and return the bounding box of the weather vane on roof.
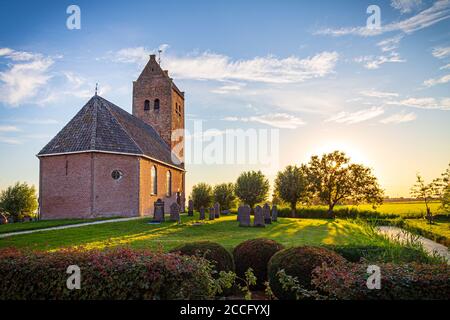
[95,82,98,96]
[158,49,162,65]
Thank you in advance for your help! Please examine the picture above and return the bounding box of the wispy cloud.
[355,52,405,69]
[432,46,450,58]
[325,107,385,124]
[211,82,246,94]
[360,89,399,98]
[380,111,417,123]
[0,136,22,145]
[111,47,339,84]
[423,73,450,87]
[0,48,54,106]
[391,0,423,14]
[224,113,305,129]
[440,63,450,69]
[377,35,404,52]
[316,0,450,36]
[388,97,450,110]
[0,125,20,132]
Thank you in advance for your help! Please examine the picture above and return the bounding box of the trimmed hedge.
[312,262,450,300]
[268,246,346,300]
[0,247,215,300]
[233,238,284,288]
[170,241,234,272]
[277,207,400,220]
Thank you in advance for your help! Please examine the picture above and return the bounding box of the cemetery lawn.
[0,214,385,252]
[0,217,119,234]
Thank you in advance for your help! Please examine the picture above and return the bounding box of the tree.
[274,165,309,217]
[235,171,269,210]
[190,183,213,210]
[306,151,383,218]
[410,174,440,223]
[438,163,450,212]
[213,183,236,210]
[0,182,38,221]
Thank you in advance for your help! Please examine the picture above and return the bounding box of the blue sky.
[1,0,449,197]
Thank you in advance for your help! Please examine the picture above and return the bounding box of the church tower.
[132,54,185,164]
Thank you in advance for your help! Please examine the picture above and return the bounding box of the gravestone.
[271,205,278,222]
[209,207,215,220]
[237,206,243,222]
[0,213,8,225]
[253,205,265,227]
[170,202,180,222]
[214,202,220,218]
[239,205,251,227]
[221,209,230,215]
[199,207,205,220]
[153,199,165,222]
[188,200,194,217]
[263,203,271,224]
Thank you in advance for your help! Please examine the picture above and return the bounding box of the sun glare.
[306,141,372,167]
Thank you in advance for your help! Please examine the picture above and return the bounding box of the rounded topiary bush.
[170,241,234,272]
[268,246,346,299]
[233,238,284,288]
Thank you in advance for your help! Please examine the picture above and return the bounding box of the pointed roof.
[38,95,184,170]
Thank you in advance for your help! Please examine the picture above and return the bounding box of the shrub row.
[0,247,215,300]
[276,207,400,220]
[312,262,450,300]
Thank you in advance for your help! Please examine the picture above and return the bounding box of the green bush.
[170,241,234,273]
[190,183,213,210]
[268,246,346,299]
[233,238,284,288]
[276,207,399,220]
[0,247,215,300]
[312,262,450,300]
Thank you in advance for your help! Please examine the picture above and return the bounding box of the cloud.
[0,137,22,145]
[355,52,406,69]
[440,63,450,69]
[380,111,417,123]
[432,46,450,58]
[2,118,59,125]
[224,113,305,129]
[391,0,423,13]
[388,97,450,110]
[0,48,54,106]
[423,73,450,86]
[0,125,20,132]
[360,89,399,98]
[112,47,339,84]
[377,35,404,52]
[211,82,246,94]
[325,107,385,124]
[316,0,450,36]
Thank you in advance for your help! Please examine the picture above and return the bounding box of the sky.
[0,0,449,198]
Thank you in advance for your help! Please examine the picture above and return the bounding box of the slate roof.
[37,95,184,170]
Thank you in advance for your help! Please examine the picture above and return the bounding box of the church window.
[166,170,172,197]
[111,170,123,181]
[151,166,157,195]
[144,100,150,111]
[154,99,160,111]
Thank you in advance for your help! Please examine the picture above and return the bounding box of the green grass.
[0,217,121,234]
[340,201,445,217]
[0,214,386,252]
[403,219,450,247]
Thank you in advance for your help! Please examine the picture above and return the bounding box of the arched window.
[154,99,160,111]
[166,170,172,197]
[151,166,157,195]
[144,100,150,111]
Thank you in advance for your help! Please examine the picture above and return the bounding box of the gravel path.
[378,226,450,264]
[0,217,142,239]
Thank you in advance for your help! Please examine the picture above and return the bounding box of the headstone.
[199,207,205,220]
[271,205,278,222]
[209,207,215,220]
[237,206,242,221]
[0,213,8,225]
[188,200,194,217]
[239,205,251,227]
[170,202,180,222]
[221,209,230,215]
[23,216,32,222]
[253,205,265,227]
[153,199,165,222]
[263,203,271,224]
[214,202,220,218]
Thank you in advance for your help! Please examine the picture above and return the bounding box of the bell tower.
[132,54,185,164]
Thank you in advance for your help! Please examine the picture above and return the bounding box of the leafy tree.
[411,174,440,223]
[213,183,236,210]
[274,165,309,217]
[0,182,38,221]
[235,171,269,210]
[190,183,213,210]
[438,163,450,212]
[306,151,383,218]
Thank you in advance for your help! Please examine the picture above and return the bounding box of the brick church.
[37,55,185,219]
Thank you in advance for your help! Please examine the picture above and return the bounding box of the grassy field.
[403,219,450,247]
[0,214,385,252]
[339,201,444,217]
[0,217,119,234]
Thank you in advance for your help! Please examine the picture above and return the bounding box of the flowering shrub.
[312,262,450,300]
[0,247,215,300]
[233,238,284,288]
[268,246,346,300]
